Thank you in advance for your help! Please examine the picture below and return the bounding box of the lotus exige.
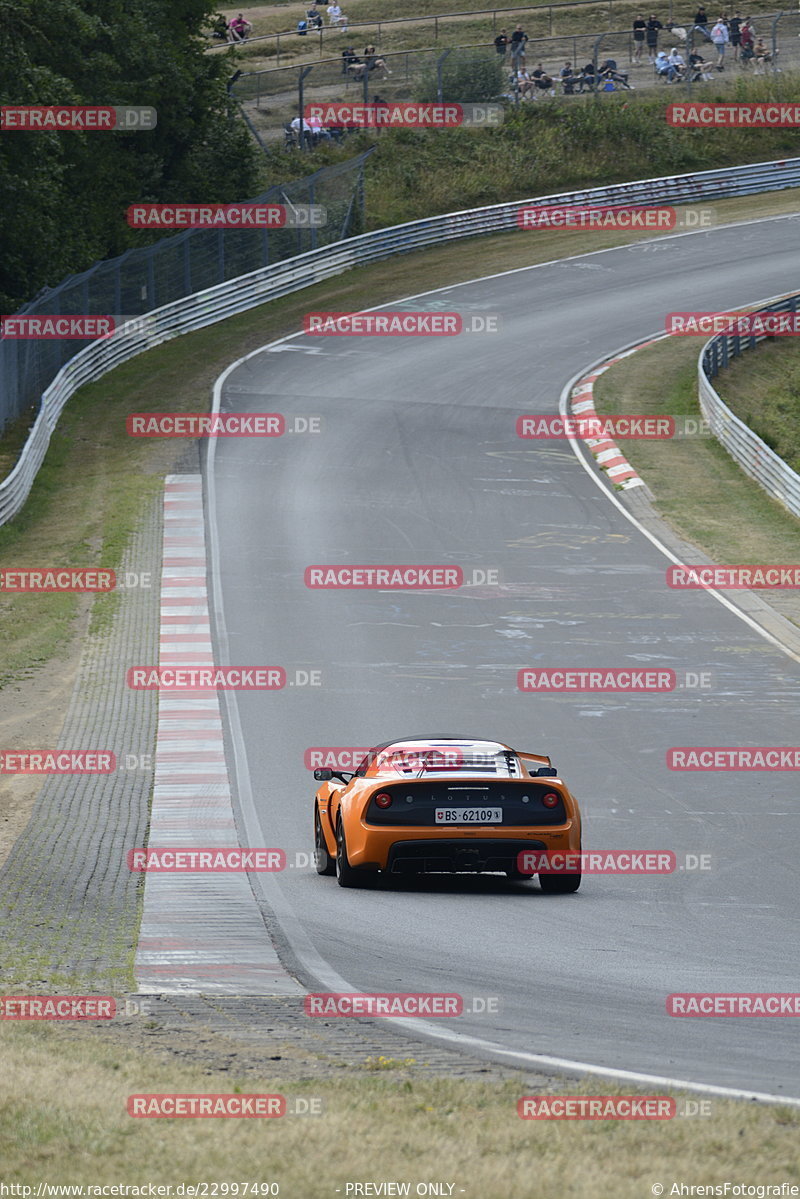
[313,737,582,891]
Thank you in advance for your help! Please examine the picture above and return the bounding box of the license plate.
[434,807,503,824]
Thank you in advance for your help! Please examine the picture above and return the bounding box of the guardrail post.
[276,33,281,67]
[435,15,439,41]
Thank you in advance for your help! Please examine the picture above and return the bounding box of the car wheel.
[315,807,336,876]
[335,817,371,888]
[538,869,581,894]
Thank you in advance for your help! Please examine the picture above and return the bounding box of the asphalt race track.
[205,216,800,1100]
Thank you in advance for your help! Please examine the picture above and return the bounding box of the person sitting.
[560,61,578,92]
[341,46,358,74]
[348,45,390,77]
[514,67,534,98]
[688,48,715,77]
[668,46,686,77]
[211,14,230,40]
[579,61,597,89]
[598,57,633,87]
[290,115,314,147]
[655,49,680,79]
[327,2,347,26]
[306,5,323,28]
[531,63,556,94]
[752,37,774,71]
[228,13,252,41]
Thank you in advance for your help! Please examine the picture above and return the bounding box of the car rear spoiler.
[518,751,558,777]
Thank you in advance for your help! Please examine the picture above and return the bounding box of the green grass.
[713,337,800,476]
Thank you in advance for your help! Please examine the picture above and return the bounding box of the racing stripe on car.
[569,345,662,490]
[135,473,301,995]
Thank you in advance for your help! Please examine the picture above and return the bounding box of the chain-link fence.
[0,155,371,433]
[236,12,795,132]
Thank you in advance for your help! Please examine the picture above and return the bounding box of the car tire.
[335,817,372,888]
[538,869,581,893]
[315,807,336,876]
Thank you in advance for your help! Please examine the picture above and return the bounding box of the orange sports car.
[313,737,582,891]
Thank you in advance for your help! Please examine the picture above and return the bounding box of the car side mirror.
[534,766,558,777]
[314,768,333,781]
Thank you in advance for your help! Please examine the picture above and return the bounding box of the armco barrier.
[698,291,800,521]
[2,156,800,526]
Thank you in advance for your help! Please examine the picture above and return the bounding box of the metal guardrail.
[2,156,800,526]
[698,291,800,521]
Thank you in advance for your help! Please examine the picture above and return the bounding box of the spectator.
[211,14,230,40]
[531,62,556,93]
[579,60,597,89]
[341,46,358,73]
[739,17,754,64]
[632,13,647,61]
[510,25,529,68]
[290,115,313,147]
[307,4,323,28]
[494,29,509,57]
[710,16,729,65]
[645,14,663,61]
[728,10,742,58]
[655,48,679,78]
[688,47,714,76]
[229,12,252,41]
[515,68,534,98]
[560,61,578,91]
[599,57,633,87]
[693,5,711,36]
[753,36,774,71]
[327,1,347,27]
[668,46,686,76]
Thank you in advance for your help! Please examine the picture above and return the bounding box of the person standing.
[645,14,663,62]
[510,25,529,69]
[494,28,509,57]
[710,15,729,65]
[728,11,742,58]
[632,14,647,62]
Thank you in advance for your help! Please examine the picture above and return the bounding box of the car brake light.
[542,792,560,808]
[375,792,393,808]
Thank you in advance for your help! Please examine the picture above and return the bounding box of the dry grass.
[1,1020,799,1192]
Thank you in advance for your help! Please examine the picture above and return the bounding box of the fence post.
[276,33,281,66]
[298,65,314,150]
[771,12,782,75]
[436,47,452,101]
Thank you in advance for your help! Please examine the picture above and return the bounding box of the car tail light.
[542,792,560,808]
[375,792,393,808]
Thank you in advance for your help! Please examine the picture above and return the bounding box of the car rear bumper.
[385,838,548,874]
